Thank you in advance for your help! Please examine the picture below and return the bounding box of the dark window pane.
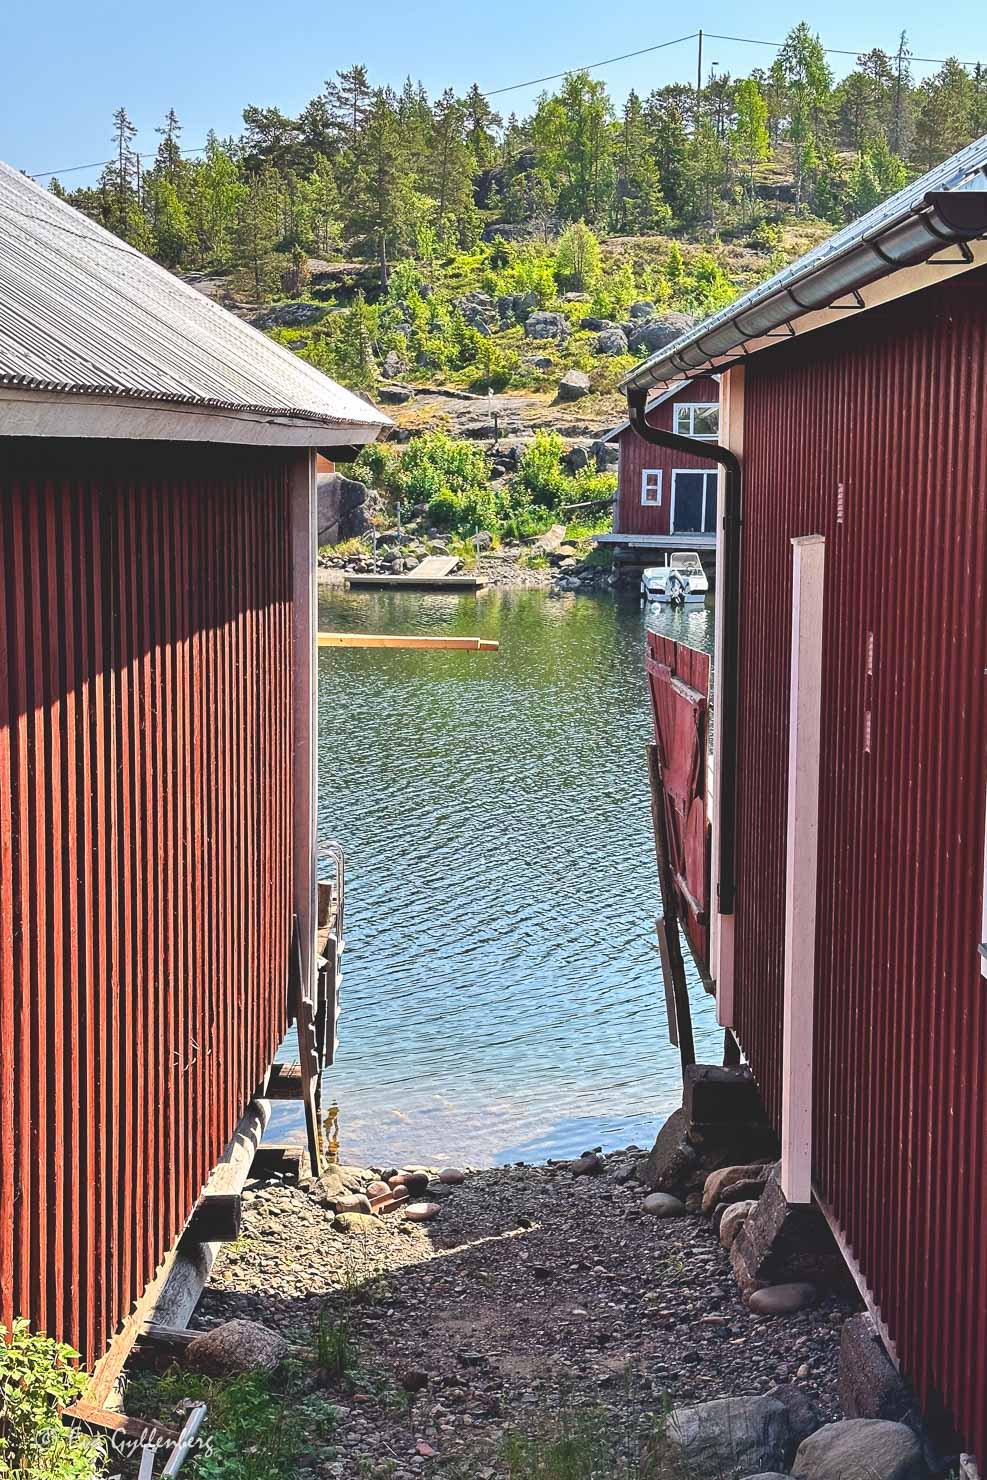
[703,473,718,532]
[673,472,705,532]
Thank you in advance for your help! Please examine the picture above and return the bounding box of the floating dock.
[344,555,487,591]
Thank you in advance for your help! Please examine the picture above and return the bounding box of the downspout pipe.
[626,386,742,916]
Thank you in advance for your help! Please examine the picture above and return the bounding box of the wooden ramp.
[345,554,487,591]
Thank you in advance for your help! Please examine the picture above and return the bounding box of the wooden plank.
[65,1402,180,1448]
[185,1193,240,1243]
[647,743,696,1073]
[289,922,322,1179]
[408,555,460,578]
[344,573,487,590]
[318,632,498,651]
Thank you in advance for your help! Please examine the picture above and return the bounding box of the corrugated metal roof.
[624,131,987,392]
[0,161,389,431]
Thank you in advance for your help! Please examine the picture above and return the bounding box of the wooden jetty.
[345,554,487,591]
[318,632,498,651]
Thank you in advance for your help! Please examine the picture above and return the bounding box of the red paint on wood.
[0,442,295,1371]
[645,633,712,972]
[733,269,987,1457]
[613,377,719,536]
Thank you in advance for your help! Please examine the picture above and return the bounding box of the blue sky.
[2,0,985,185]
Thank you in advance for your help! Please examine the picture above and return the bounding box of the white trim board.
[0,388,386,448]
[781,534,826,1206]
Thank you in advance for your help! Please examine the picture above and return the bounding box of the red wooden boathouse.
[625,136,987,1459]
[0,161,387,1389]
[599,376,720,548]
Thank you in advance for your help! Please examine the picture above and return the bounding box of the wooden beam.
[267,1061,304,1100]
[65,1402,180,1449]
[647,743,696,1072]
[318,633,498,651]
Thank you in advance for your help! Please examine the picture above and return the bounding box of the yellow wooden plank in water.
[318,633,499,651]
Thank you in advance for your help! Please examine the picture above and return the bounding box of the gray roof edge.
[622,131,987,394]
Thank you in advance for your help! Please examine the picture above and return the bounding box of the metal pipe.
[161,1403,208,1478]
[626,387,742,914]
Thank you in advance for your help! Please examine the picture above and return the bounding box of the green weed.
[0,1318,106,1478]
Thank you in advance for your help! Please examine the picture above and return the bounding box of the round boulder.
[185,1320,295,1378]
[439,1168,465,1185]
[643,1192,686,1217]
[557,369,591,401]
[749,1282,817,1316]
[792,1421,927,1480]
[405,1201,441,1223]
[334,1211,378,1234]
[668,1395,794,1477]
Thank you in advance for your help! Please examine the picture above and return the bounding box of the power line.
[26,26,985,182]
[482,32,698,97]
[705,31,983,67]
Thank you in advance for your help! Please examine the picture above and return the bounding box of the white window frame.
[640,469,663,506]
[674,402,719,440]
[670,468,718,534]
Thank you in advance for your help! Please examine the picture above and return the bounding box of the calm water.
[275,585,719,1168]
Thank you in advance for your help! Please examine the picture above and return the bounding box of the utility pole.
[697,30,704,101]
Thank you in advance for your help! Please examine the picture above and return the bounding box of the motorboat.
[641,552,709,605]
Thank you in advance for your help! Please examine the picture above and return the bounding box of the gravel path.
[191,1148,857,1478]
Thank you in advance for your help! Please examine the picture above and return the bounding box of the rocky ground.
[184,1148,858,1478]
[318,525,618,595]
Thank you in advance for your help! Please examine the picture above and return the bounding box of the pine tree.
[463,84,502,170]
[299,156,341,258]
[349,88,408,290]
[156,108,183,179]
[233,165,281,301]
[915,58,975,167]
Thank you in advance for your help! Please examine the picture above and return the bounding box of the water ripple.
[274,587,720,1168]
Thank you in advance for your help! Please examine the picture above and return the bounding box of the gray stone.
[595,327,629,356]
[703,1163,770,1215]
[685,1064,769,1128]
[185,1320,295,1378]
[668,1396,794,1477]
[378,383,415,404]
[731,1171,854,1295]
[473,530,493,551]
[749,1282,817,1315]
[580,316,614,331]
[767,1384,820,1448]
[524,311,570,340]
[438,1168,465,1185]
[635,1107,700,1195]
[334,1193,372,1215]
[792,1421,927,1480]
[317,471,371,547]
[563,445,590,473]
[629,300,657,319]
[524,354,553,370]
[557,369,591,401]
[643,1191,686,1217]
[839,1314,919,1425]
[381,349,403,379]
[628,311,695,355]
[333,1211,378,1234]
[720,1199,758,1249]
[252,301,329,331]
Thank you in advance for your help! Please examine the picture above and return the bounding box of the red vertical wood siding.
[615,376,719,535]
[0,441,294,1369]
[733,270,987,1455]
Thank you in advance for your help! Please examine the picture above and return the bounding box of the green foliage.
[499,1398,672,1479]
[483,242,558,306]
[0,1319,105,1478]
[555,222,602,293]
[315,1307,359,1382]
[516,430,570,508]
[126,1362,336,1480]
